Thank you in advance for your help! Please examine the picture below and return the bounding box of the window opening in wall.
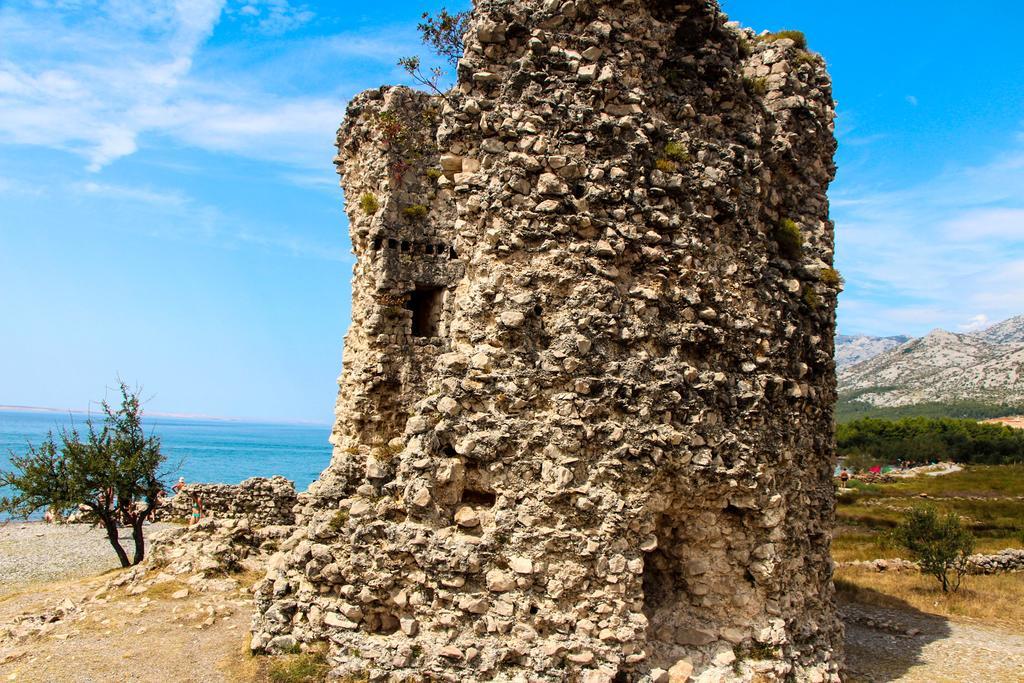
[407,286,444,338]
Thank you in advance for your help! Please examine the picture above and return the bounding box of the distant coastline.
[0,404,330,428]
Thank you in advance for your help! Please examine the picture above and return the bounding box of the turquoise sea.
[0,410,334,503]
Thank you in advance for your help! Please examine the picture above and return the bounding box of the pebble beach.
[0,521,175,594]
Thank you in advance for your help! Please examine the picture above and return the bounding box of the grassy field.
[834,464,1024,562]
[833,464,1024,631]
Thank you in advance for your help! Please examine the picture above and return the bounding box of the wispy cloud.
[835,136,1024,336]
[231,0,314,35]
[73,180,188,206]
[0,1,415,173]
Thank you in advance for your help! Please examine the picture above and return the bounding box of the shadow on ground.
[838,582,952,682]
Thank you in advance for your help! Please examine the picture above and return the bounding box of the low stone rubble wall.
[153,476,297,527]
[840,549,1024,575]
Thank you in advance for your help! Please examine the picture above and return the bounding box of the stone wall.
[154,476,297,528]
[843,549,1024,575]
[253,1,841,681]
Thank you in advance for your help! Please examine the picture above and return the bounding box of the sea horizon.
[1,408,334,496]
[0,404,332,428]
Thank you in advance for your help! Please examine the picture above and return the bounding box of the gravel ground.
[0,522,176,594]
[843,602,1024,682]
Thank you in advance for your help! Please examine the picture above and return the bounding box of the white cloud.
[231,0,314,35]
[73,180,188,206]
[958,314,990,333]
[0,0,387,173]
[835,136,1024,336]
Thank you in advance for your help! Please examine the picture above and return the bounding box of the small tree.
[1,383,170,567]
[399,8,470,95]
[892,506,975,593]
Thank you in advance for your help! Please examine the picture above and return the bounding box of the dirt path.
[843,602,1024,682]
[0,573,254,682]
[4,572,1024,681]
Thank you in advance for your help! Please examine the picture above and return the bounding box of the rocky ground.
[842,602,1024,682]
[0,572,253,682]
[3,523,1024,681]
[0,522,176,594]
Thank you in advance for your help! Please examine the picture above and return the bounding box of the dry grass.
[835,566,1024,631]
[140,578,190,600]
[266,643,332,683]
[832,527,1021,562]
[221,632,270,683]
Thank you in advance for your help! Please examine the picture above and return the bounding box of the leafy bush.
[892,507,975,592]
[1,383,170,567]
[359,193,379,215]
[759,30,808,50]
[772,219,803,260]
[425,168,442,180]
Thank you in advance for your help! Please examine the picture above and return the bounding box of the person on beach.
[172,477,186,495]
[189,493,203,525]
[839,468,850,488]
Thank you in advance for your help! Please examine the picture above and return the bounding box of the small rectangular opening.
[461,489,497,508]
[407,286,444,337]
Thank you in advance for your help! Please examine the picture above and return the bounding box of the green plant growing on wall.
[819,267,844,289]
[773,219,803,260]
[655,158,678,173]
[663,141,690,163]
[425,168,442,180]
[802,285,821,309]
[359,193,379,214]
[758,30,808,50]
[377,111,403,145]
[794,51,820,68]
[402,204,428,221]
[744,76,768,96]
[328,508,349,533]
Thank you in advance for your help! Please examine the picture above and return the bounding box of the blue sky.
[1,1,1022,422]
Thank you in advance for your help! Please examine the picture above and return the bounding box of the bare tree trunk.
[100,514,131,568]
[130,505,152,565]
[131,520,145,565]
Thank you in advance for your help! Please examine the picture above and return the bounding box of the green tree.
[398,8,470,95]
[1,383,171,567]
[892,506,975,593]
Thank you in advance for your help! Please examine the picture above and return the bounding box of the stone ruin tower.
[253,1,842,680]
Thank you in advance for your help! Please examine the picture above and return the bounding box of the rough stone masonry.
[252,1,841,681]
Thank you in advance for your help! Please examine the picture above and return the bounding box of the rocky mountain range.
[838,315,1024,408]
[835,334,910,369]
